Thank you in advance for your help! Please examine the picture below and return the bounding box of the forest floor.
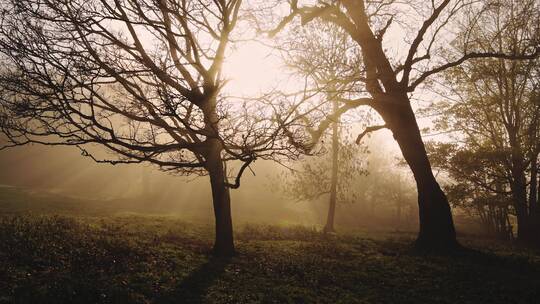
[1,187,540,303]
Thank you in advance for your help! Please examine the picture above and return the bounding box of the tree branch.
[356,124,388,144]
[225,156,255,189]
[409,47,540,91]
[401,0,451,85]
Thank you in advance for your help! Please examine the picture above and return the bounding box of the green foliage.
[2,214,540,304]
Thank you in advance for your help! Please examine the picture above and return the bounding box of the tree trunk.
[509,151,532,243]
[530,155,538,216]
[207,139,235,256]
[528,154,539,243]
[378,101,459,250]
[538,164,540,217]
[202,95,235,256]
[537,168,540,237]
[324,100,339,233]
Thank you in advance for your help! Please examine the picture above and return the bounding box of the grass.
[1,214,540,304]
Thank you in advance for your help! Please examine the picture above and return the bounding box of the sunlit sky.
[0,3,426,204]
[222,40,284,96]
[0,33,403,196]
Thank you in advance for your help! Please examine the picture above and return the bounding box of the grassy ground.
[1,187,540,303]
[1,214,539,304]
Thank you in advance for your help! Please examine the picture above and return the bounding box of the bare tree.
[0,0,294,256]
[260,0,539,250]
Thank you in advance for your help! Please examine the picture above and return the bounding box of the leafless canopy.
[0,0,295,184]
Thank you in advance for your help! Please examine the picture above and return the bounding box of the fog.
[2,0,539,302]
[0,131,422,231]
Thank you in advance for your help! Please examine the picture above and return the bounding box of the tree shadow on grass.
[158,256,232,304]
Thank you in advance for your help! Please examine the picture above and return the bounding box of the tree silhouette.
[0,0,295,256]
[263,0,539,250]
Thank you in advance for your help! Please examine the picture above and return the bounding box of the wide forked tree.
[264,0,539,250]
[0,0,293,256]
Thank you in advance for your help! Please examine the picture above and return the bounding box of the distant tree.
[427,0,540,242]
[0,0,295,256]
[274,21,365,232]
[276,137,417,231]
[257,0,539,250]
[380,171,417,231]
[275,139,368,230]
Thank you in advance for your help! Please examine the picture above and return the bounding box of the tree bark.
[537,167,540,237]
[324,100,339,233]
[529,155,538,217]
[207,138,235,256]
[508,147,532,242]
[538,164,540,216]
[378,101,459,250]
[528,154,540,242]
[511,188,529,242]
[202,93,235,256]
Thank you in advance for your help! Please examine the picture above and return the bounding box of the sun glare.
[223,41,283,96]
